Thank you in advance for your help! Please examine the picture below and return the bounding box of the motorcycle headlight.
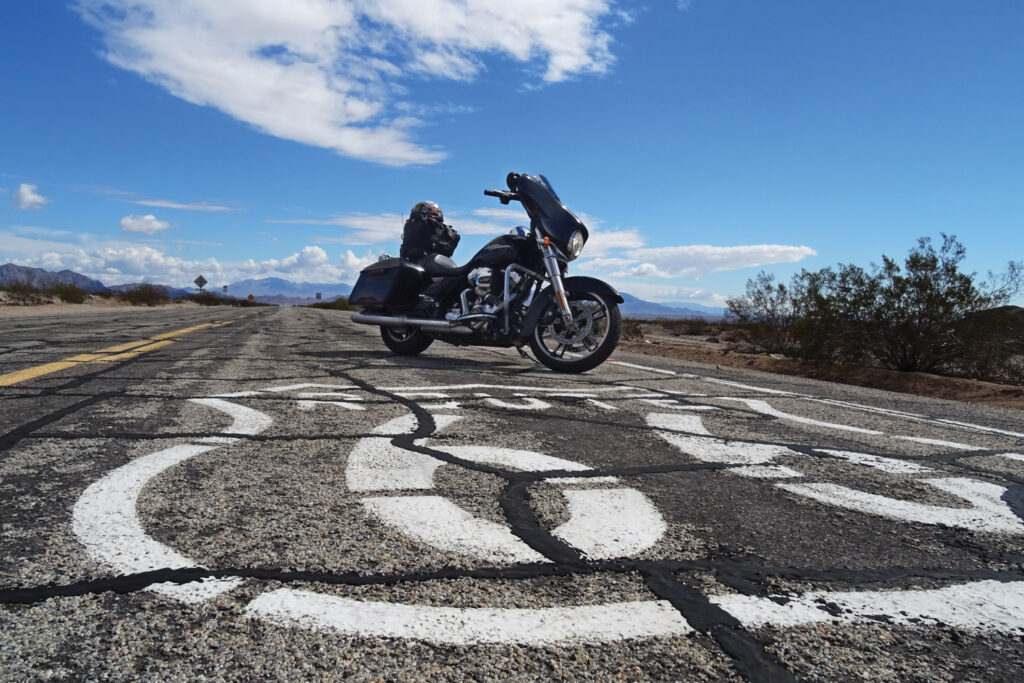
[568,230,585,259]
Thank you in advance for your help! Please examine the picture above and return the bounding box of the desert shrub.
[732,235,1024,381]
[621,319,645,341]
[661,317,713,336]
[118,284,170,307]
[186,291,225,306]
[3,282,47,305]
[725,272,798,354]
[53,283,88,304]
[308,298,354,311]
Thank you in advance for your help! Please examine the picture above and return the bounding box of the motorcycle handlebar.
[484,189,518,205]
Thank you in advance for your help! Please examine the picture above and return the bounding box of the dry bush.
[118,284,170,306]
[3,282,48,305]
[53,283,88,303]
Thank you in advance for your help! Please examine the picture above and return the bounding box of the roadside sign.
[194,275,208,290]
[222,285,228,293]
[316,292,322,300]
[248,294,255,301]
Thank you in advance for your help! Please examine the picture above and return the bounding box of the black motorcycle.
[349,173,622,373]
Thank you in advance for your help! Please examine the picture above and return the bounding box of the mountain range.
[0,263,724,318]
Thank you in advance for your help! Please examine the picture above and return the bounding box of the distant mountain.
[106,282,191,298]
[225,277,352,300]
[0,263,107,292]
[618,292,724,319]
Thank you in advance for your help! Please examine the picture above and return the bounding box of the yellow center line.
[0,319,239,387]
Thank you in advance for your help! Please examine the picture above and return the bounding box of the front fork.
[541,242,577,331]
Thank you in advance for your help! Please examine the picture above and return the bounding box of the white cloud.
[624,244,817,278]
[12,183,50,210]
[121,214,172,234]
[76,0,618,166]
[132,198,235,212]
[608,280,728,307]
[0,232,370,286]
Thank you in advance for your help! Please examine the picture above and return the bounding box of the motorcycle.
[348,172,622,373]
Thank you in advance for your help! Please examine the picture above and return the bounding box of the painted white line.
[721,398,883,435]
[647,413,801,472]
[346,438,444,492]
[818,449,934,474]
[395,392,450,399]
[247,591,693,644]
[72,444,242,603]
[211,391,261,398]
[194,436,241,444]
[263,383,358,392]
[385,385,634,395]
[552,489,665,559]
[546,476,620,485]
[189,398,274,435]
[585,399,618,411]
[641,399,718,410]
[733,465,803,479]
[713,580,1024,634]
[894,436,985,451]
[297,392,363,399]
[996,453,1024,463]
[606,360,678,375]
[431,445,597,474]
[778,478,1024,534]
[484,396,552,410]
[361,496,549,564]
[936,419,1024,439]
[296,400,365,411]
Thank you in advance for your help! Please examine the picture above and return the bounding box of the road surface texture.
[2,306,1023,681]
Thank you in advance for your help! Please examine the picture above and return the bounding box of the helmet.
[410,201,443,223]
[509,225,529,237]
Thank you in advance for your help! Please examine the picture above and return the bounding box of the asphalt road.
[2,305,1023,681]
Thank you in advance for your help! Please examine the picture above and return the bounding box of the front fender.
[518,277,623,340]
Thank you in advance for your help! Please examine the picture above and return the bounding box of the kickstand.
[516,347,538,363]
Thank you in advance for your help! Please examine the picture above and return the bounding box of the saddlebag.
[348,258,427,307]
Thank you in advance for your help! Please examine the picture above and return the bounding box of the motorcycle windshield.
[516,174,588,246]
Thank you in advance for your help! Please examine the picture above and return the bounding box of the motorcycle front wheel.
[528,288,622,373]
[380,326,433,355]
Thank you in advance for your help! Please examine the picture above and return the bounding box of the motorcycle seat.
[420,253,473,277]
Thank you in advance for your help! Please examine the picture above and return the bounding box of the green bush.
[53,283,89,304]
[728,235,1024,381]
[307,297,354,311]
[118,284,170,307]
[3,282,47,305]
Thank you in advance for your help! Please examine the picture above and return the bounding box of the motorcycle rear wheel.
[380,326,433,355]
[529,289,621,373]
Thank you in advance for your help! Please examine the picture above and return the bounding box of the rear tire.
[528,288,621,373]
[380,326,433,355]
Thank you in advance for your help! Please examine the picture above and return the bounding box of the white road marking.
[585,399,618,411]
[346,438,444,492]
[246,591,693,644]
[362,496,549,564]
[263,383,358,392]
[713,580,1024,634]
[189,398,274,435]
[484,396,552,410]
[72,444,242,603]
[296,392,363,399]
[428,445,598,474]
[606,360,678,375]
[894,436,985,450]
[721,398,883,435]
[552,489,666,559]
[210,391,261,398]
[647,413,802,473]
[296,400,365,411]
[936,419,1024,439]
[996,453,1024,463]
[778,478,1024,534]
[641,399,718,410]
[818,449,935,474]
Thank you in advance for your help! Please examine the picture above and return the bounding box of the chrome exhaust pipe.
[350,312,474,335]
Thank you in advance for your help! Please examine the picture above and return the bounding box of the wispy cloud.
[132,198,236,212]
[76,0,619,166]
[576,243,817,279]
[12,183,49,210]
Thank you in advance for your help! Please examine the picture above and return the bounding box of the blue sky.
[2,0,1022,306]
